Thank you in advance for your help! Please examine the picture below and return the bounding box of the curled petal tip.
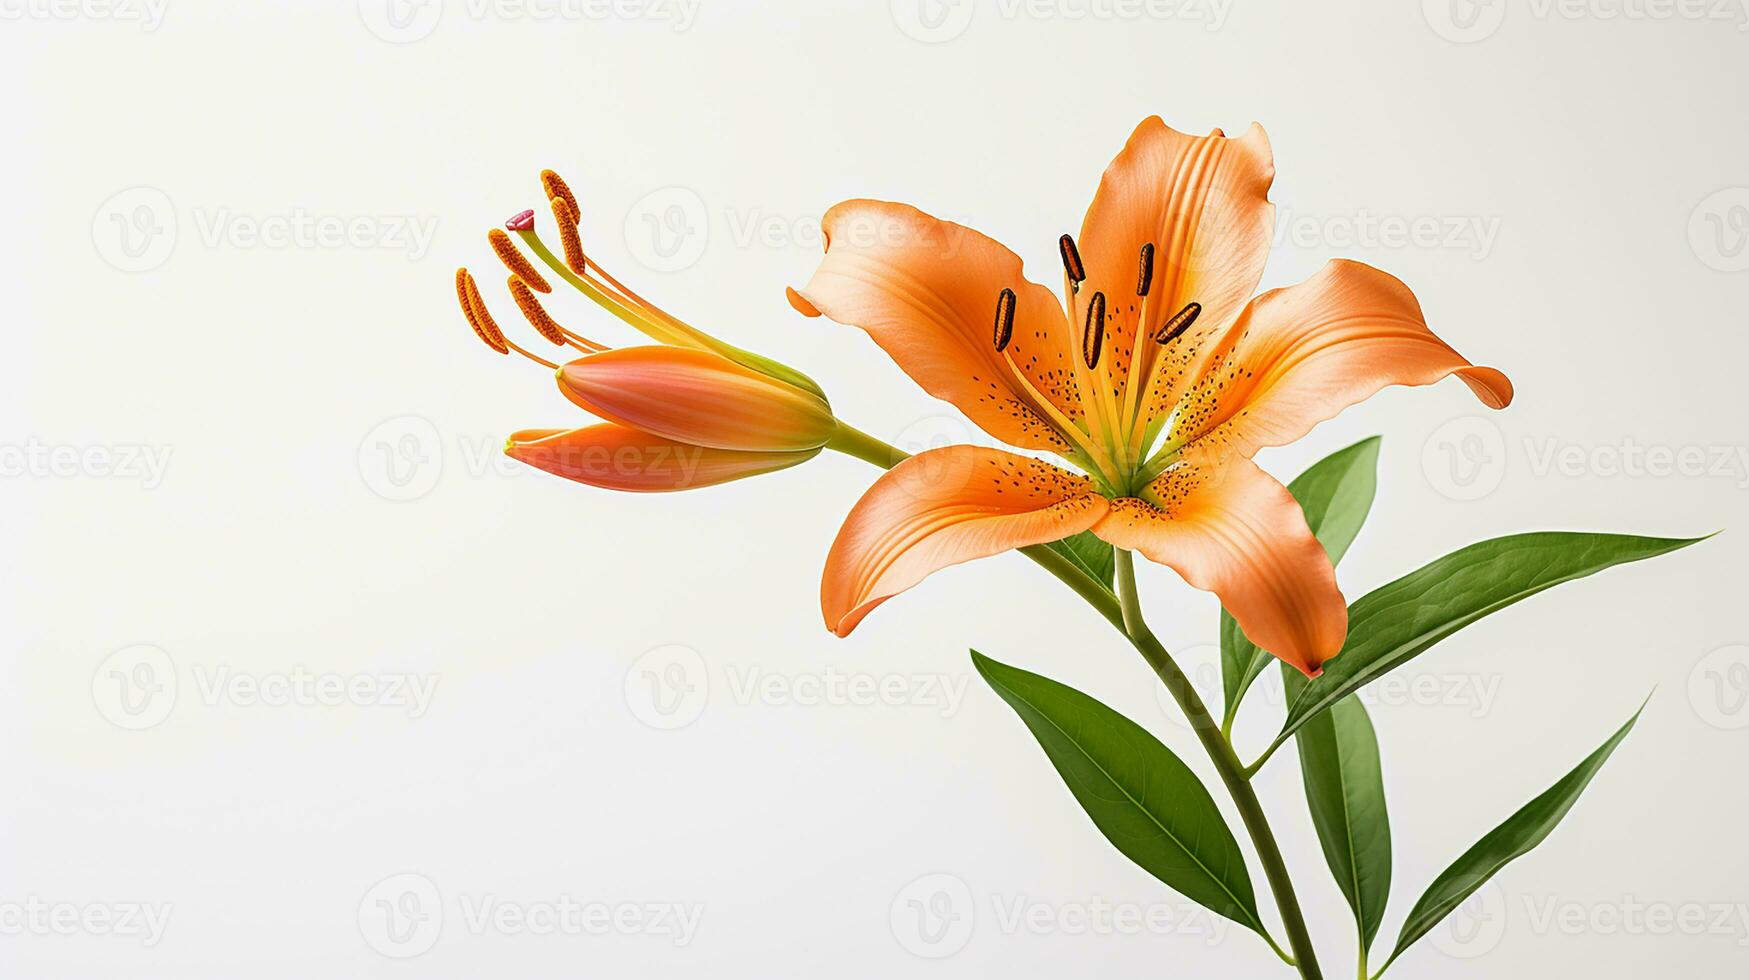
[786,286,821,318]
[505,209,536,232]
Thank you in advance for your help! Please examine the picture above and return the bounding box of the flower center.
[989,237,1207,498]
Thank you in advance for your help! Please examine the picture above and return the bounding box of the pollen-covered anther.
[455,268,507,354]
[551,198,586,275]
[540,169,581,226]
[488,228,552,293]
[1058,234,1086,288]
[455,267,558,368]
[505,209,536,232]
[1136,242,1156,297]
[1155,301,1202,346]
[992,287,1016,352]
[1082,290,1106,369]
[507,276,569,346]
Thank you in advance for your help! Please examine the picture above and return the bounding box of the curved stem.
[1113,550,1323,979]
[824,422,1322,977]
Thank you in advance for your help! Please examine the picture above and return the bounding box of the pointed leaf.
[1283,667,1392,951]
[1383,700,1646,971]
[1272,532,1704,750]
[1222,437,1381,718]
[1047,530,1117,590]
[971,650,1264,934]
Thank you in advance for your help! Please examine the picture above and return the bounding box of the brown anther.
[992,287,1016,352]
[1082,290,1106,369]
[541,170,581,226]
[455,268,508,354]
[551,198,586,275]
[1155,301,1202,346]
[1058,234,1085,287]
[1136,242,1156,297]
[507,276,568,346]
[488,228,552,293]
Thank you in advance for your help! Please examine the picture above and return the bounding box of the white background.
[3,0,1747,976]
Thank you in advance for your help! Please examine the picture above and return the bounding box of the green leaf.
[1283,667,1392,951]
[1046,530,1116,590]
[1272,532,1704,751]
[970,650,1264,934]
[1383,699,1647,971]
[1222,437,1382,720]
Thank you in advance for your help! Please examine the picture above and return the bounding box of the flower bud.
[506,424,819,493]
[556,347,836,453]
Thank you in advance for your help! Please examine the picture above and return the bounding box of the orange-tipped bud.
[556,347,836,453]
[505,424,818,493]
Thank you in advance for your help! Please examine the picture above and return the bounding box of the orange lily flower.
[790,116,1513,676]
[458,172,834,492]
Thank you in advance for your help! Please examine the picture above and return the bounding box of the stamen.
[1155,301,1202,346]
[505,209,536,232]
[507,276,571,346]
[992,287,1016,352]
[551,198,586,275]
[1136,242,1156,297]
[456,268,507,354]
[1082,290,1106,369]
[541,169,581,226]
[456,268,559,368]
[1058,234,1086,288]
[488,228,552,293]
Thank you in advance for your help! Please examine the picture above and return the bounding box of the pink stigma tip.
[505,209,536,232]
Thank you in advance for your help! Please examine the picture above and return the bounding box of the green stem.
[824,422,1322,978]
[1113,550,1323,980]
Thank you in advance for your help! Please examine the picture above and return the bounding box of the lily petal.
[1076,117,1277,429]
[1168,260,1514,459]
[1094,453,1347,676]
[791,200,1084,455]
[823,446,1108,636]
[557,346,836,453]
[507,424,818,492]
